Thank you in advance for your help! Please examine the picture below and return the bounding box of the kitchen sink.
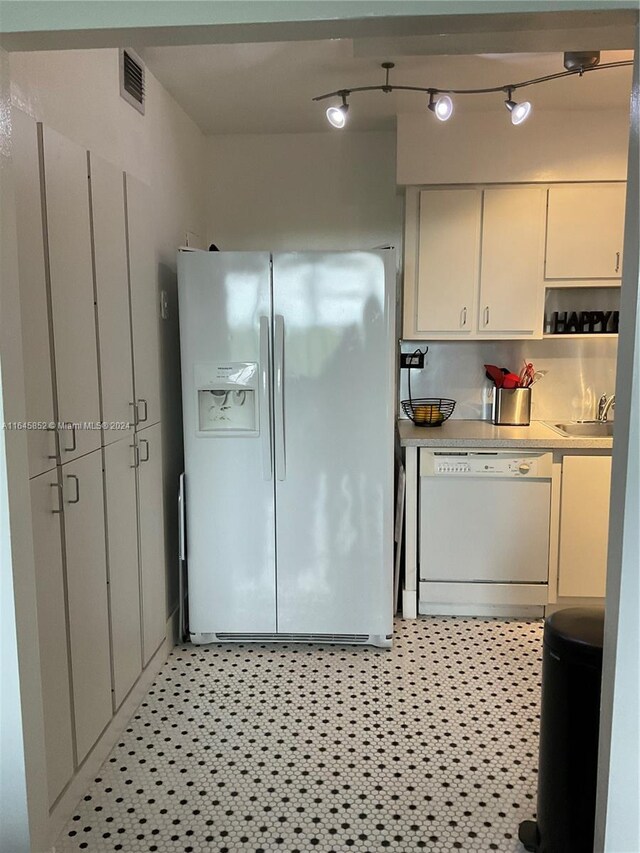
[551,421,614,437]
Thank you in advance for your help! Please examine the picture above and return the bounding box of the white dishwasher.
[419,448,553,617]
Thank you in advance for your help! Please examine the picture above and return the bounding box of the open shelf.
[544,280,621,289]
[543,333,618,340]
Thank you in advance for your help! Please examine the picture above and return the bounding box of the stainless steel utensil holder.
[493,388,531,426]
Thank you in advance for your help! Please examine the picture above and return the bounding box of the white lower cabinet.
[62,449,113,762]
[104,437,142,707]
[558,455,612,598]
[30,470,74,806]
[136,423,167,664]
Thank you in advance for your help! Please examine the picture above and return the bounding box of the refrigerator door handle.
[178,472,187,642]
[274,314,286,481]
[259,316,273,481]
[178,472,186,561]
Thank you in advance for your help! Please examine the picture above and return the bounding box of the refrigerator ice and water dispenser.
[195,362,259,434]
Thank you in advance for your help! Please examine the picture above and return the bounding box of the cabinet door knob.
[615,251,620,273]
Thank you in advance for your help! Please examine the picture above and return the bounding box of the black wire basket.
[401,397,456,427]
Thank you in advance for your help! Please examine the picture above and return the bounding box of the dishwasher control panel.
[420,449,553,478]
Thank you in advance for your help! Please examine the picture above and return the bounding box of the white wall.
[596,50,640,853]
[206,131,402,251]
[397,109,630,185]
[0,46,37,853]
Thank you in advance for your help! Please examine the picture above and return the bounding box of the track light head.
[326,92,349,128]
[503,88,531,125]
[427,90,453,122]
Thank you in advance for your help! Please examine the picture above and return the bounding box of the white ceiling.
[141,40,633,135]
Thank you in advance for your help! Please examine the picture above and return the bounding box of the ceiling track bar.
[312,59,634,102]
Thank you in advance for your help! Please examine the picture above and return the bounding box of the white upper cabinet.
[13,110,57,476]
[89,153,135,444]
[40,125,101,462]
[479,187,545,335]
[404,186,544,339]
[125,174,162,429]
[545,184,626,281]
[414,189,480,335]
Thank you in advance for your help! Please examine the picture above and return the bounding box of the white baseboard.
[45,609,179,850]
[545,596,605,615]
[402,586,417,618]
[419,603,545,618]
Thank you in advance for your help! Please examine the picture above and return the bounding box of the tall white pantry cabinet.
[13,109,168,809]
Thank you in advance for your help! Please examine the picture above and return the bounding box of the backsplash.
[399,338,618,422]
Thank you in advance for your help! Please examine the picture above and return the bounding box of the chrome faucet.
[597,393,616,422]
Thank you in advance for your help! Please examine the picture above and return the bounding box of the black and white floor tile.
[55,618,543,853]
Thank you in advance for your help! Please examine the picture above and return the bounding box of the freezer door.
[272,252,395,636]
[178,251,276,633]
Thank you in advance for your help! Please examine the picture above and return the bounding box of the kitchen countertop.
[397,418,614,449]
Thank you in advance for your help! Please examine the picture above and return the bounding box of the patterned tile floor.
[55,618,543,853]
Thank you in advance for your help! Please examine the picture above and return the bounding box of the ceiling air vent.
[119,48,145,115]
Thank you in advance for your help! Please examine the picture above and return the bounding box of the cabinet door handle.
[66,474,80,504]
[139,438,150,463]
[137,398,148,423]
[484,306,490,327]
[129,400,138,427]
[62,424,77,452]
[461,306,467,327]
[130,443,139,468]
[51,482,63,514]
[615,252,620,273]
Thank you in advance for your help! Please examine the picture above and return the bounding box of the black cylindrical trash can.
[519,607,605,853]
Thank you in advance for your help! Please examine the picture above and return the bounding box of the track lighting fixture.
[503,88,532,125]
[314,56,632,129]
[427,90,453,122]
[326,92,349,128]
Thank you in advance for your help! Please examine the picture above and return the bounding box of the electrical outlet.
[400,352,425,369]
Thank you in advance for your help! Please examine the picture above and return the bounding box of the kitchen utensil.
[530,370,547,385]
[503,373,521,389]
[517,361,537,388]
[484,364,505,388]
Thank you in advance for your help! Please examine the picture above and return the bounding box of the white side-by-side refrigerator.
[178,250,395,647]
